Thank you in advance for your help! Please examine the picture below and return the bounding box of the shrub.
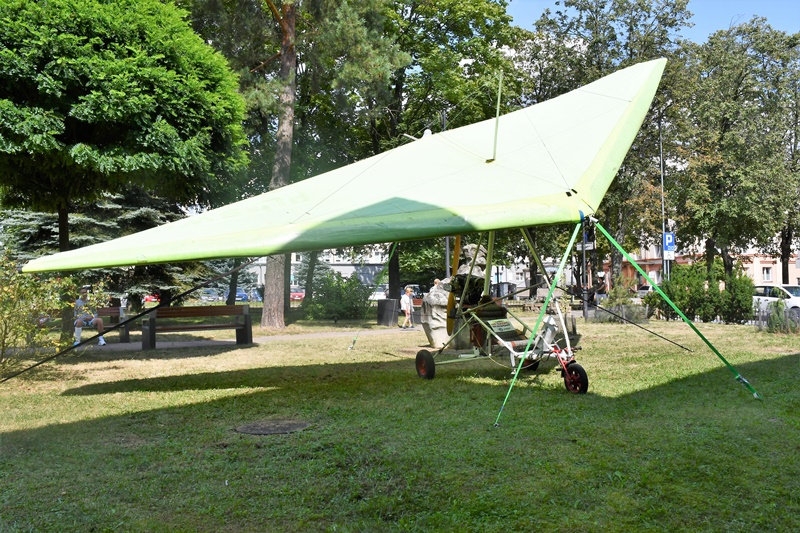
[645,259,752,323]
[605,276,635,307]
[0,254,74,369]
[593,304,648,323]
[594,276,646,323]
[302,271,372,321]
[762,299,800,333]
[719,270,754,324]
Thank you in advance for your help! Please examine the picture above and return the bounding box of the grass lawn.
[1,315,798,531]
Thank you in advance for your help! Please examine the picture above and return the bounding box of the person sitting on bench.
[74,285,106,346]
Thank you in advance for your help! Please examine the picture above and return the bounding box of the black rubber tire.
[563,362,588,394]
[416,350,436,380]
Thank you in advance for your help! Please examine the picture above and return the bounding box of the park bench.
[95,306,130,343]
[141,304,253,350]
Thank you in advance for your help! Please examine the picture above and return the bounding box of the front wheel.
[563,362,588,394]
[416,350,436,380]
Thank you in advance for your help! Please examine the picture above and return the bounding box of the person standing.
[400,286,414,329]
[74,286,106,346]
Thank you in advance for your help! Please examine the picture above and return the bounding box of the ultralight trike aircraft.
[19,58,761,402]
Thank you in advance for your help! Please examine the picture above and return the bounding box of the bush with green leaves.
[719,268,755,324]
[645,260,753,324]
[759,299,800,333]
[0,255,74,369]
[605,276,635,307]
[302,271,372,321]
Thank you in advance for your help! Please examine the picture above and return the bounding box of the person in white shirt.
[400,287,414,329]
[74,286,106,346]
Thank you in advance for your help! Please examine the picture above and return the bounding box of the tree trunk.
[704,237,717,274]
[58,205,72,335]
[388,244,400,301]
[720,247,734,277]
[57,206,70,252]
[283,252,291,316]
[302,251,318,304]
[263,255,285,327]
[226,259,241,306]
[261,2,296,329]
[780,224,793,284]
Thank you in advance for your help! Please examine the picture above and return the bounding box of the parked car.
[402,284,423,299]
[636,285,654,298]
[368,285,388,301]
[199,288,221,301]
[290,287,305,301]
[224,289,249,302]
[753,285,800,318]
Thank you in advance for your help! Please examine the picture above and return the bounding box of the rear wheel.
[563,362,588,394]
[416,350,436,380]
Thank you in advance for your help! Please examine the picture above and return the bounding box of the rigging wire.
[1,258,259,384]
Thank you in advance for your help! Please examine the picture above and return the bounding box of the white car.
[368,285,388,301]
[753,285,800,318]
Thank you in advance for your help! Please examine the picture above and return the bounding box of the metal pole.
[582,218,589,320]
[659,114,669,281]
[445,236,450,276]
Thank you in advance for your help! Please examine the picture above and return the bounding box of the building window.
[762,267,772,282]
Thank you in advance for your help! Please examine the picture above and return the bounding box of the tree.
[0,0,248,252]
[512,0,693,284]
[367,0,517,293]
[772,35,800,283]
[534,0,690,279]
[182,0,409,327]
[673,20,798,276]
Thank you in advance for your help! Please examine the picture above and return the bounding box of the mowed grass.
[1,316,798,532]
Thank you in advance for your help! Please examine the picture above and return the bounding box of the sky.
[506,0,800,43]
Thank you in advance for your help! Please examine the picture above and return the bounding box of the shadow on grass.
[56,346,798,401]
[3,349,798,532]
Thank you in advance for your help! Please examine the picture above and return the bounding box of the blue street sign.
[663,232,676,252]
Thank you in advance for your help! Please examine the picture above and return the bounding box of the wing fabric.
[23,58,666,272]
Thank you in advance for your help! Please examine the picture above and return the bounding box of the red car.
[290,287,305,301]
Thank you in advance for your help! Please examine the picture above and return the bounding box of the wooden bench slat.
[146,305,248,318]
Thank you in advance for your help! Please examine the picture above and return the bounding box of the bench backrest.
[96,306,123,317]
[146,304,249,319]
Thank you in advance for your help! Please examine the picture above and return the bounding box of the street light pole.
[659,113,669,282]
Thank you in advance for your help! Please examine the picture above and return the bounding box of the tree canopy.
[4,0,800,300]
[673,19,800,275]
[0,0,248,249]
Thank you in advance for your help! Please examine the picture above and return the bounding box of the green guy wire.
[494,221,583,427]
[593,220,760,399]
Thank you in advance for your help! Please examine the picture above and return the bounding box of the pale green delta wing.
[24,58,666,273]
